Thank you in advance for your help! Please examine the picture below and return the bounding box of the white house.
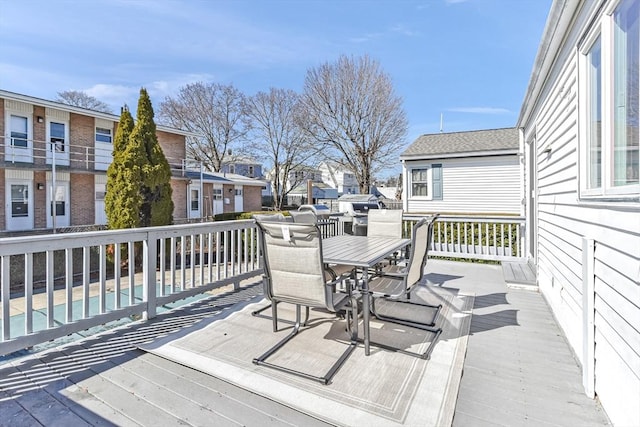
[518,0,639,425]
[319,161,359,195]
[400,127,522,215]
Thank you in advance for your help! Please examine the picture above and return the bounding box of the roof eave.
[517,0,581,128]
[400,148,519,161]
[0,89,198,138]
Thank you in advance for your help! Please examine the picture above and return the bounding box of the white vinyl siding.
[522,2,640,425]
[405,156,521,215]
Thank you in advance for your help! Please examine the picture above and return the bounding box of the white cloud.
[447,107,512,114]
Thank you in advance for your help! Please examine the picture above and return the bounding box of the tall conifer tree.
[105,105,143,229]
[130,88,174,227]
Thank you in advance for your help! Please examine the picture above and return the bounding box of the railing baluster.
[200,233,205,287]
[2,256,10,341]
[170,237,177,293]
[159,238,166,296]
[25,254,33,334]
[99,244,106,313]
[115,243,121,309]
[65,249,73,322]
[180,236,186,291]
[128,241,135,306]
[189,235,195,288]
[47,250,54,328]
[83,246,91,317]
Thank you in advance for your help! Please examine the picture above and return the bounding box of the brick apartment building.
[0,90,263,233]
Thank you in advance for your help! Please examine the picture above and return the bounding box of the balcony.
[0,218,608,425]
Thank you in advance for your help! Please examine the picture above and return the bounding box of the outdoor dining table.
[322,234,411,356]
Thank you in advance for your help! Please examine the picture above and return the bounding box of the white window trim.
[409,166,433,200]
[4,105,34,162]
[578,0,640,200]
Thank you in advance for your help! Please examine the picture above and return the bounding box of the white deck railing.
[0,220,262,356]
[0,214,525,356]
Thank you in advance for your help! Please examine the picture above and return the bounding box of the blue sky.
[0,0,551,177]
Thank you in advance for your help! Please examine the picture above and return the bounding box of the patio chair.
[289,209,317,224]
[367,216,442,359]
[289,209,339,282]
[253,221,359,384]
[367,208,404,268]
[252,212,298,322]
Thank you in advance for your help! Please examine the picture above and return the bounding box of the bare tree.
[56,90,112,113]
[302,54,408,194]
[246,88,318,209]
[158,82,249,172]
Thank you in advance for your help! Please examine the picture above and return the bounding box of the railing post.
[143,231,158,320]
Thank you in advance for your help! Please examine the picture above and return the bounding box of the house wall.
[521,2,640,425]
[243,185,263,212]
[158,130,186,169]
[171,179,188,223]
[69,113,94,165]
[33,171,46,228]
[404,155,521,215]
[70,173,95,225]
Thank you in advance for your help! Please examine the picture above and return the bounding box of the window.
[95,127,112,144]
[50,122,66,152]
[228,164,235,174]
[10,184,29,218]
[191,188,199,210]
[10,115,28,148]
[411,168,429,197]
[581,0,639,198]
[235,188,242,196]
[213,188,223,200]
[587,36,602,189]
[50,185,66,217]
[612,0,639,187]
[248,165,254,177]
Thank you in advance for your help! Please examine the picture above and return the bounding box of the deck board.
[0,260,610,426]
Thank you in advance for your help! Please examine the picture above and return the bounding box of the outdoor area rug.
[141,285,473,426]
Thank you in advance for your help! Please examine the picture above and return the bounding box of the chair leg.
[253,304,357,385]
[371,297,442,328]
[252,301,310,332]
[367,297,443,359]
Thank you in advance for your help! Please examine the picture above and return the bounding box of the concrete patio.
[0,259,611,426]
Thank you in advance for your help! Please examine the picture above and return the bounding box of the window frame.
[10,114,29,148]
[213,187,223,200]
[579,0,640,200]
[409,166,433,200]
[95,126,112,144]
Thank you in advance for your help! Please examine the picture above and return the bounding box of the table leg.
[361,267,370,356]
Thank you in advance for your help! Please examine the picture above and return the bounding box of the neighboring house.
[221,156,263,179]
[319,161,359,195]
[518,1,639,426]
[400,128,522,215]
[0,89,195,232]
[184,170,267,218]
[287,181,338,206]
[221,156,271,198]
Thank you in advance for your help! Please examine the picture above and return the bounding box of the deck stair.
[502,260,537,290]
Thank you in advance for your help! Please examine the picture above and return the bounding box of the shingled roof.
[400,127,519,159]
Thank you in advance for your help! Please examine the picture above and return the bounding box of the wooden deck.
[0,260,610,426]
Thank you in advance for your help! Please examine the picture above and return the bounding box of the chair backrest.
[404,216,437,287]
[257,221,329,308]
[367,209,403,238]
[289,210,318,224]
[253,212,289,223]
